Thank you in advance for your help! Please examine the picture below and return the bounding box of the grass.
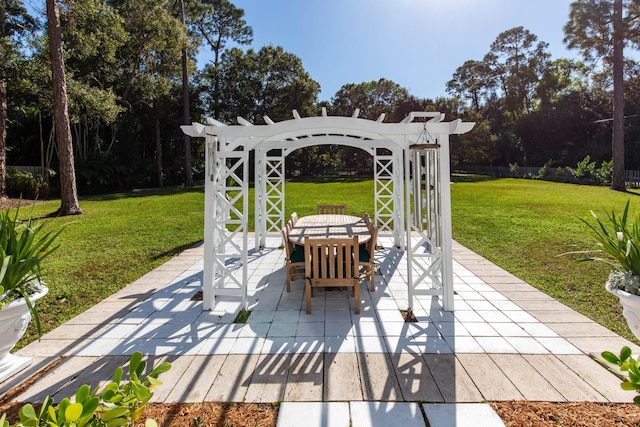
[13,177,640,347]
[450,177,640,343]
[15,186,205,346]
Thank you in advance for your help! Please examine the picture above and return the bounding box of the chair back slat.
[316,204,348,215]
[304,236,360,287]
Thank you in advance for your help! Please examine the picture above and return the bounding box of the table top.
[288,214,371,245]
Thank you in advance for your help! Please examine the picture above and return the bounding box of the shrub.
[508,162,520,177]
[534,160,553,180]
[601,346,640,404]
[0,352,171,426]
[566,155,612,186]
[6,168,49,199]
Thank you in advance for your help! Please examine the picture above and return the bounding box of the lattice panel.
[265,155,285,234]
[406,147,446,310]
[374,154,394,234]
[210,151,248,307]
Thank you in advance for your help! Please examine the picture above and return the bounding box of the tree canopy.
[3,0,640,196]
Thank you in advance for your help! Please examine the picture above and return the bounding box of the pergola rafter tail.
[182,110,474,313]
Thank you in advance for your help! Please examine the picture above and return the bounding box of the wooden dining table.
[287,214,371,246]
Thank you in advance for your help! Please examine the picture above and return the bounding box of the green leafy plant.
[601,346,640,404]
[1,351,170,426]
[576,200,640,295]
[0,205,63,336]
[233,309,251,323]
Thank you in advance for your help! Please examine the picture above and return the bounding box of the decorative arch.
[182,110,474,314]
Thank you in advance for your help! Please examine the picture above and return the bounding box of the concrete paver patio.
[1,236,639,426]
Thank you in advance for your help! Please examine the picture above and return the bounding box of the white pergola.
[182,109,474,314]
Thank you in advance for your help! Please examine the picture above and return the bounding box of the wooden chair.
[281,226,305,292]
[359,213,378,292]
[316,204,348,215]
[286,212,298,234]
[304,236,361,314]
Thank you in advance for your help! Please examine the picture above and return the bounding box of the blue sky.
[197,0,580,102]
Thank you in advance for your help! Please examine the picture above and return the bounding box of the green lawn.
[450,177,640,343]
[15,177,640,347]
[16,186,206,346]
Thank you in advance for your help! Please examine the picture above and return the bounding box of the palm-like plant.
[0,206,62,335]
[580,200,640,294]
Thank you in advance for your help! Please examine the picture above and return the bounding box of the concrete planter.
[607,282,640,340]
[0,284,48,383]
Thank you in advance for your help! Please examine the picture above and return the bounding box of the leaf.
[113,367,123,384]
[19,403,37,421]
[147,376,163,388]
[48,405,57,423]
[621,381,637,390]
[621,346,633,362]
[75,384,90,403]
[105,418,130,427]
[131,381,151,402]
[80,396,100,418]
[601,351,620,364]
[148,362,171,378]
[145,420,159,427]
[65,403,83,422]
[100,406,130,422]
[133,405,146,421]
[129,352,143,378]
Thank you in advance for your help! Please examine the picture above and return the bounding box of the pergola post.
[202,136,216,310]
[439,134,454,311]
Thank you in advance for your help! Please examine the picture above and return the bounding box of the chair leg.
[286,268,291,293]
[354,282,360,315]
[370,268,375,292]
[305,279,312,314]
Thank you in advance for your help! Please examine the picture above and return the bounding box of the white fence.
[625,170,640,188]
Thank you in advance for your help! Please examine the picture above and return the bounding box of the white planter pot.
[0,284,48,383]
[607,282,640,340]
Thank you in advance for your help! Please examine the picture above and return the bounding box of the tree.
[0,1,37,200]
[446,60,494,111]
[46,0,82,215]
[60,0,126,159]
[484,26,550,118]
[177,0,193,186]
[331,78,411,121]
[193,0,252,119]
[208,46,319,123]
[564,0,640,191]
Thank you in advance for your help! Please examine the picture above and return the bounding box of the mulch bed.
[491,401,640,426]
[3,400,640,426]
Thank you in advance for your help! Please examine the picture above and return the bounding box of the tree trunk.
[47,0,82,215]
[611,0,626,191]
[0,76,7,201]
[155,109,163,188]
[178,0,193,187]
[0,3,7,201]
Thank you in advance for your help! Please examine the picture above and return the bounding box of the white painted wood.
[182,112,474,312]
